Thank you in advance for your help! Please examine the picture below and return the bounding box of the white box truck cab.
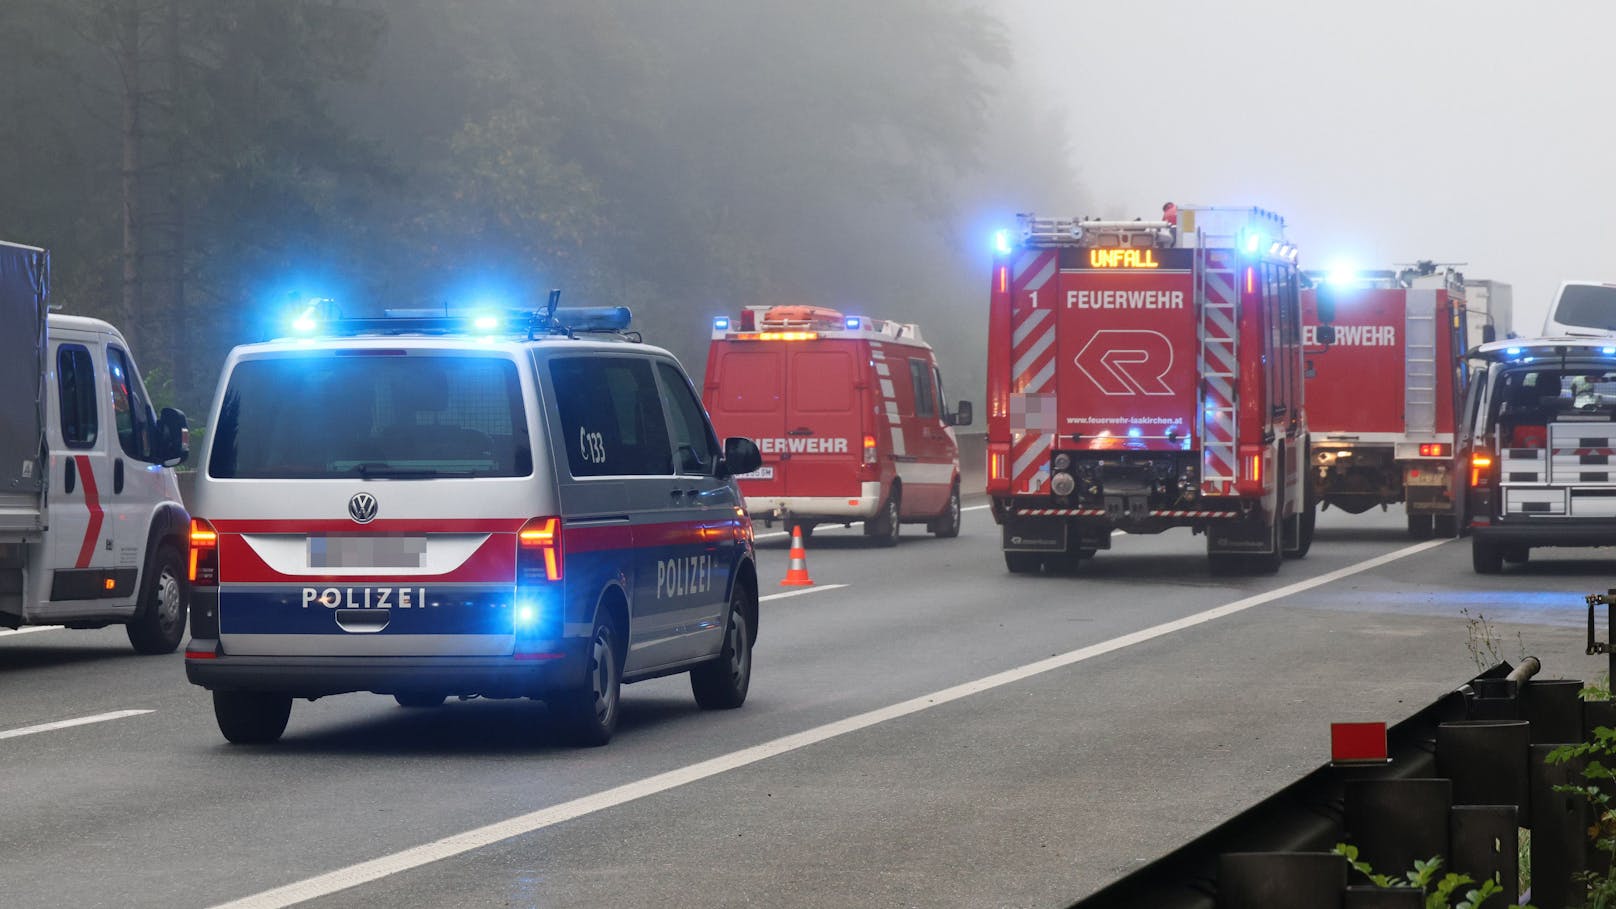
[0,241,192,652]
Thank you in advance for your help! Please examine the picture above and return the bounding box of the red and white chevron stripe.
[1013,507,1241,519]
[1008,249,1059,495]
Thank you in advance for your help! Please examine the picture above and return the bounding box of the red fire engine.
[986,207,1313,574]
[1299,264,1471,537]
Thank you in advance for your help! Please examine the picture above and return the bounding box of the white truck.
[1462,278,1513,348]
[0,240,193,652]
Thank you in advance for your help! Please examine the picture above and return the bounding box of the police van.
[1463,337,1616,571]
[184,305,763,746]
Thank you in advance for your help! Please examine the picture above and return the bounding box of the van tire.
[214,691,293,745]
[865,488,901,547]
[690,582,753,710]
[929,484,962,538]
[1472,538,1504,574]
[127,543,187,654]
[555,617,623,746]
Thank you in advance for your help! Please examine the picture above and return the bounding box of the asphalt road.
[0,502,1600,908]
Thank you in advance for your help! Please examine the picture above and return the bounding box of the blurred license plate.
[737,466,775,480]
[308,536,428,569]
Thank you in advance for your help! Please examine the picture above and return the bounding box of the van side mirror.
[949,400,974,427]
[1482,324,1497,344]
[1315,286,1337,324]
[720,437,762,477]
[157,407,189,467]
[1314,324,1336,346]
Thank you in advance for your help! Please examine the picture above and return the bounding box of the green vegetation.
[1334,844,1531,909]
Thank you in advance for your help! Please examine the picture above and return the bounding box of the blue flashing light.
[845,316,862,330]
[472,314,501,331]
[514,603,538,629]
[1326,261,1357,286]
[993,229,1014,256]
[1242,231,1262,255]
[291,308,319,334]
[1602,347,1615,355]
[1506,346,1522,357]
[1127,426,1143,439]
[713,316,730,331]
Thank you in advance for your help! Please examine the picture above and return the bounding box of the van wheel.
[394,693,447,708]
[213,691,293,744]
[929,484,962,538]
[1004,551,1043,574]
[127,544,187,654]
[1407,514,1434,539]
[555,617,622,746]
[690,582,753,710]
[865,488,901,547]
[1472,538,1504,574]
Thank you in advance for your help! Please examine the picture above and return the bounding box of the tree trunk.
[118,0,143,353]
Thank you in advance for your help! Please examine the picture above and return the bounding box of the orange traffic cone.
[780,525,815,587]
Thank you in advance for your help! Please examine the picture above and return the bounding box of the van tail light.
[986,442,1011,495]
[863,434,878,465]
[1469,451,1494,488]
[518,516,563,583]
[189,518,219,587]
[1236,443,1267,495]
[1419,443,1451,457]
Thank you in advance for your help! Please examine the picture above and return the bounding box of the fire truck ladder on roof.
[1196,233,1239,497]
[1405,298,1438,435]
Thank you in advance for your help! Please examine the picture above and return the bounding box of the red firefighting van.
[704,306,971,546]
[986,207,1312,574]
[1300,265,1471,538]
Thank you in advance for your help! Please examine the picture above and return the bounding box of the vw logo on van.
[347,492,379,524]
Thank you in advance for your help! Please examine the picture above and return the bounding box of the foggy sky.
[1003,0,1616,333]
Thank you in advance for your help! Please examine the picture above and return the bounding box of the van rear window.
[207,355,531,479]
[1484,366,1616,440]
[791,351,853,412]
[1553,285,1616,332]
[717,351,782,413]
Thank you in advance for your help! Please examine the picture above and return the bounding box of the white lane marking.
[754,504,990,541]
[0,709,153,741]
[0,625,64,638]
[760,584,848,603]
[211,537,1449,909]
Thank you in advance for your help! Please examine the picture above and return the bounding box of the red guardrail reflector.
[1331,721,1389,764]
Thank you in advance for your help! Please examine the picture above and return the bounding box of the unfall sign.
[1088,248,1159,269]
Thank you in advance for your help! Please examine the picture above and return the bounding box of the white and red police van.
[703,306,970,546]
[1300,265,1473,537]
[185,304,763,746]
[0,240,192,652]
[986,207,1312,574]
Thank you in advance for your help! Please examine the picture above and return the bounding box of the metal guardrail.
[1067,659,1601,909]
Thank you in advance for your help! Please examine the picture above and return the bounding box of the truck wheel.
[1004,551,1043,574]
[127,543,187,654]
[1503,545,1530,564]
[1433,514,1459,538]
[1284,488,1316,559]
[690,581,753,710]
[865,488,901,547]
[213,691,293,745]
[929,485,962,538]
[1407,514,1434,539]
[554,616,623,746]
[1472,538,1504,574]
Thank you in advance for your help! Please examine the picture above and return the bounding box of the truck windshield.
[207,354,531,479]
[1551,285,1616,332]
